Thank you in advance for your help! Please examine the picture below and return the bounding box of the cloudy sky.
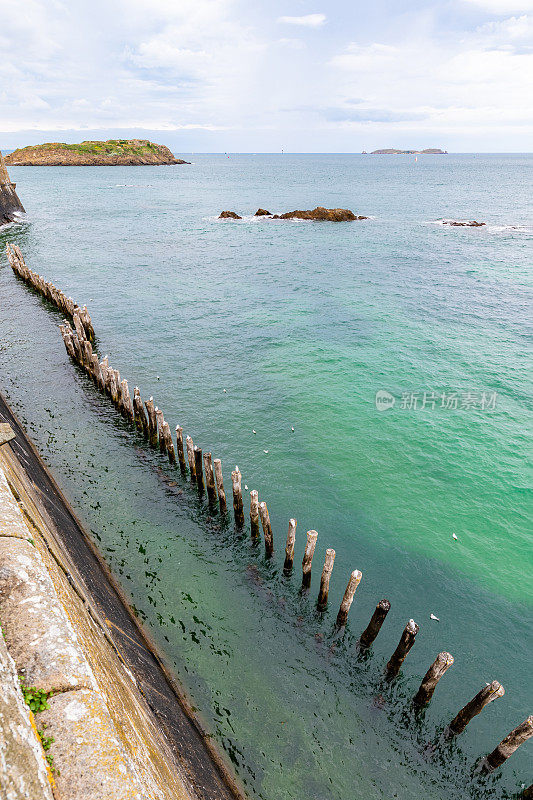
[1,0,532,151]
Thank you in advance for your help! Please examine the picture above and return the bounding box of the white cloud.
[461,0,533,13]
[478,13,533,37]
[276,38,306,49]
[277,14,326,27]
[0,0,531,150]
[328,28,533,131]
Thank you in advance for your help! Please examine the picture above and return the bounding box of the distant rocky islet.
[366,148,447,154]
[5,139,190,166]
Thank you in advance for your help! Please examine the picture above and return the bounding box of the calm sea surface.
[0,154,531,799]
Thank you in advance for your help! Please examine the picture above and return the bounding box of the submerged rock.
[443,220,485,227]
[218,210,242,219]
[0,151,24,225]
[278,207,366,222]
[254,208,271,216]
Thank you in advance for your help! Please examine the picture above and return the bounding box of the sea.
[0,153,531,800]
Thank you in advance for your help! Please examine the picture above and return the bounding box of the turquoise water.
[0,154,531,799]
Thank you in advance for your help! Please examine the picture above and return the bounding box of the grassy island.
[5,139,189,166]
[369,148,447,154]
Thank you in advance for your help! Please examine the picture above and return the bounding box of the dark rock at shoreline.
[254,208,271,216]
[278,207,367,222]
[0,151,25,225]
[219,210,242,219]
[443,220,485,227]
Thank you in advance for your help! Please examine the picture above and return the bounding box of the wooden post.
[71,333,83,366]
[133,388,148,434]
[284,518,297,572]
[336,570,362,626]
[231,467,245,527]
[91,354,105,391]
[186,436,196,480]
[99,356,110,392]
[482,717,533,772]
[73,310,86,344]
[82,340,93,373]
[359,599,391,648]
[259,501,273,556]
[80,305,95,340]
[213,458,227,512]
[194,446,205,492]
[447,681,505,735]
[145,397,158,447]
[120,379,134,421]
[317,548,336,609]
[175,426,187,471]
[64,329,76,360]
[249,490,260,537]
[385,619,419,679]
[203,452,216,501]
[163,422,176,464]
[155,408,166,453]
[301,530,318,588]
[113,369,122,407]
[413,652,454,707]
[60,325,76,360]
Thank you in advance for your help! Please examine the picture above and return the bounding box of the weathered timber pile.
[6,242,532,785]
[6,243,94,339]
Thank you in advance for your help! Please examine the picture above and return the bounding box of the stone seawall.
[0,395,246,800]
[0,421,197,800]
[0,152,24,225]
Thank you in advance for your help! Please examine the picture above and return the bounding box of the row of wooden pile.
[5,242,532,789]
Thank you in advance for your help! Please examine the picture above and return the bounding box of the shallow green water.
[0,154,531,799]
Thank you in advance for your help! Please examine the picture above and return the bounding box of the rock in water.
[443,220,485,227]
[219,211,242,219]
[0,151,24,225]
[278,207,366,221]
[254,208,271,216]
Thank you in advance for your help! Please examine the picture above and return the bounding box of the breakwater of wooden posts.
[6,242,532,788]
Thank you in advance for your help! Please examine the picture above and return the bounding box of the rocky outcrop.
[370,148,447,154]
[5,140,189,166]
[218,206,367,221]
[0,151,25,225]
[443,220,485,227]
[276,207,367,221]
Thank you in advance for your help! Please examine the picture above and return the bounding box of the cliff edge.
[5,139,190,166]
[0,151,25,225]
